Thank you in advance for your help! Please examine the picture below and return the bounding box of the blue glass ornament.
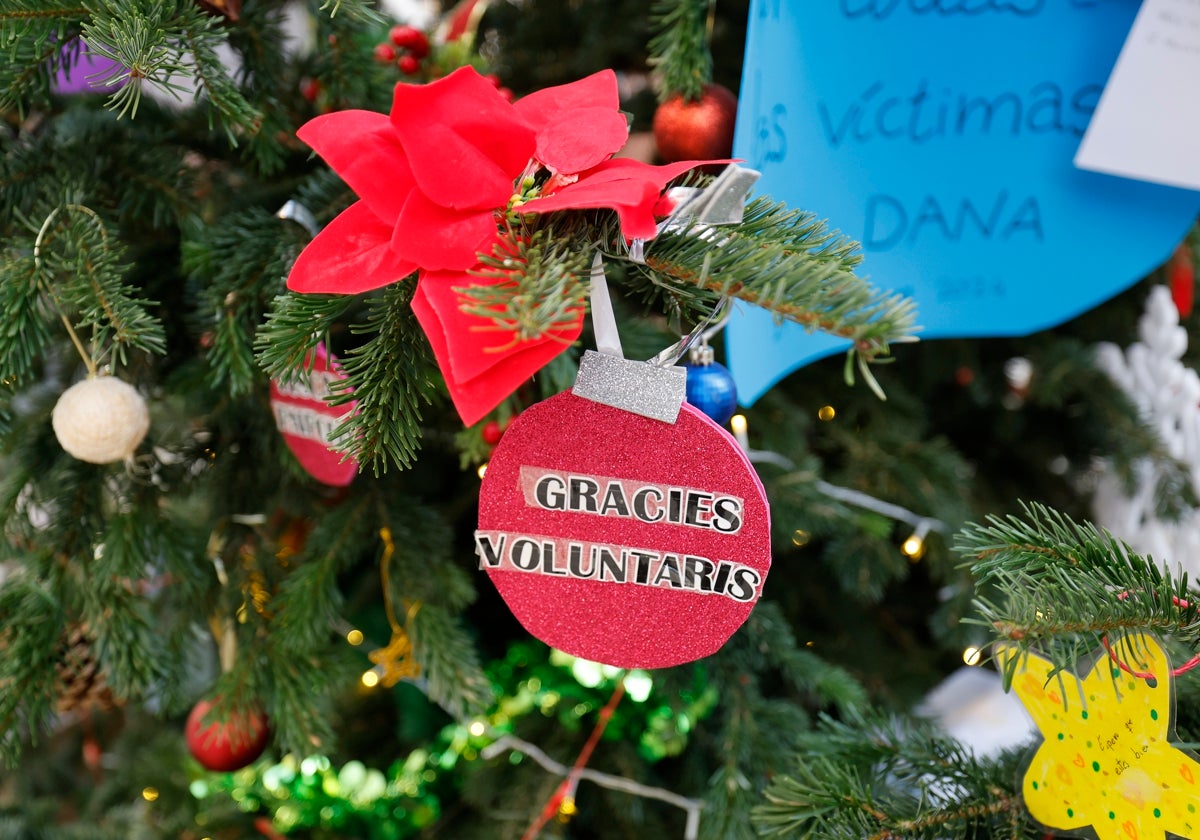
[684,345,739,426]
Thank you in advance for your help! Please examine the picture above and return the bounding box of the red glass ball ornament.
[185,698,270,772]
[652,83,738,163]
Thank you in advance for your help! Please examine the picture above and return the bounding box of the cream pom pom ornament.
[51,375,150,464]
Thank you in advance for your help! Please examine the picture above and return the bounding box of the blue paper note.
[729,0,1200,405]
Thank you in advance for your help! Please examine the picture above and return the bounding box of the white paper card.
[1075,0,1200,192]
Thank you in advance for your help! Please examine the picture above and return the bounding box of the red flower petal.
[514,70,619,126]
[390,67,535,211]
[297,110,415,225]
[393,191,499,271]
[286,201,417,294]
[514,71,627,173]
[531,106,629,174]
[521,158,725,240]
[412,270,582,425]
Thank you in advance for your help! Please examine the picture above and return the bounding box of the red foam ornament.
[476,392,771,669]
[185,698,270,772]
[269,343,358,486]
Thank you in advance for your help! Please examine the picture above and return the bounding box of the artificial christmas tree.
[2,2,1199,839]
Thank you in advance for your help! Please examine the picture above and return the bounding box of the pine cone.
[55,625,117,714]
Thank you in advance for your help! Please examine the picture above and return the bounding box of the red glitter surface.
[477,391,771,669]
[269,343,357,487]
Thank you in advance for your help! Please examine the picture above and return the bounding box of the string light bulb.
[729,413,749,451]
[901,520,932,560]
[361,669,380,688]
[962,646,983,666]
[558,796,578,821]
[477,462,488,479]
[345,628,364,646]
[817,404,836,421]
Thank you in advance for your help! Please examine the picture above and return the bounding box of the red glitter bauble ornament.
[185,698,270,772]
[476,391,771,669]
[652,83,738,163]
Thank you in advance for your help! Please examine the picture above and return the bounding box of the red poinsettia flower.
[286,66,720,424]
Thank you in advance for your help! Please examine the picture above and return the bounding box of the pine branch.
[408,603,494,721]
[958,503,1200,678]
[73,0,263,147]
[632,196,917,392]
[0,578,62,767]
[0,251,55,388]
[326,282,441,475]
[0,1,87,17]
[648,0,713,101]
[222,2,299,174]
[270,495,374,654]
[183,208,309,396]
[460,225,592,343]
[255,290,354,385]
[18,200,167,373]
[379,495,476,612]
[311,0,382,22]
[753,713,1036,839]
[0,18,84,116]
[173,4,262,142]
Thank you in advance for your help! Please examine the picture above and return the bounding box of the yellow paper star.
[1000,633,1200,840]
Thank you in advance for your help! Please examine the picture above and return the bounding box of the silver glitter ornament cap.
[573,167,759,425]
[572,254,686,423]
[572,350,687,424]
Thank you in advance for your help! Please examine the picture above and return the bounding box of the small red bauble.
[397,54,421,76]
[389,25,430,58]
[299,77,321,103]
[1169,243,1195,318]
[185,698,270,772]
[481,420,504,446]
[373,43,397,64]
[652,83,738,163]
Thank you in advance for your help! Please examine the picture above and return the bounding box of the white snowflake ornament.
[1093,286,1200,579]
[51,376,150,464]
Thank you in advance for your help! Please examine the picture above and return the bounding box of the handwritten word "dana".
[819,80,1101,147]
[839,0,1044,18]
[864,192,1043,251]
